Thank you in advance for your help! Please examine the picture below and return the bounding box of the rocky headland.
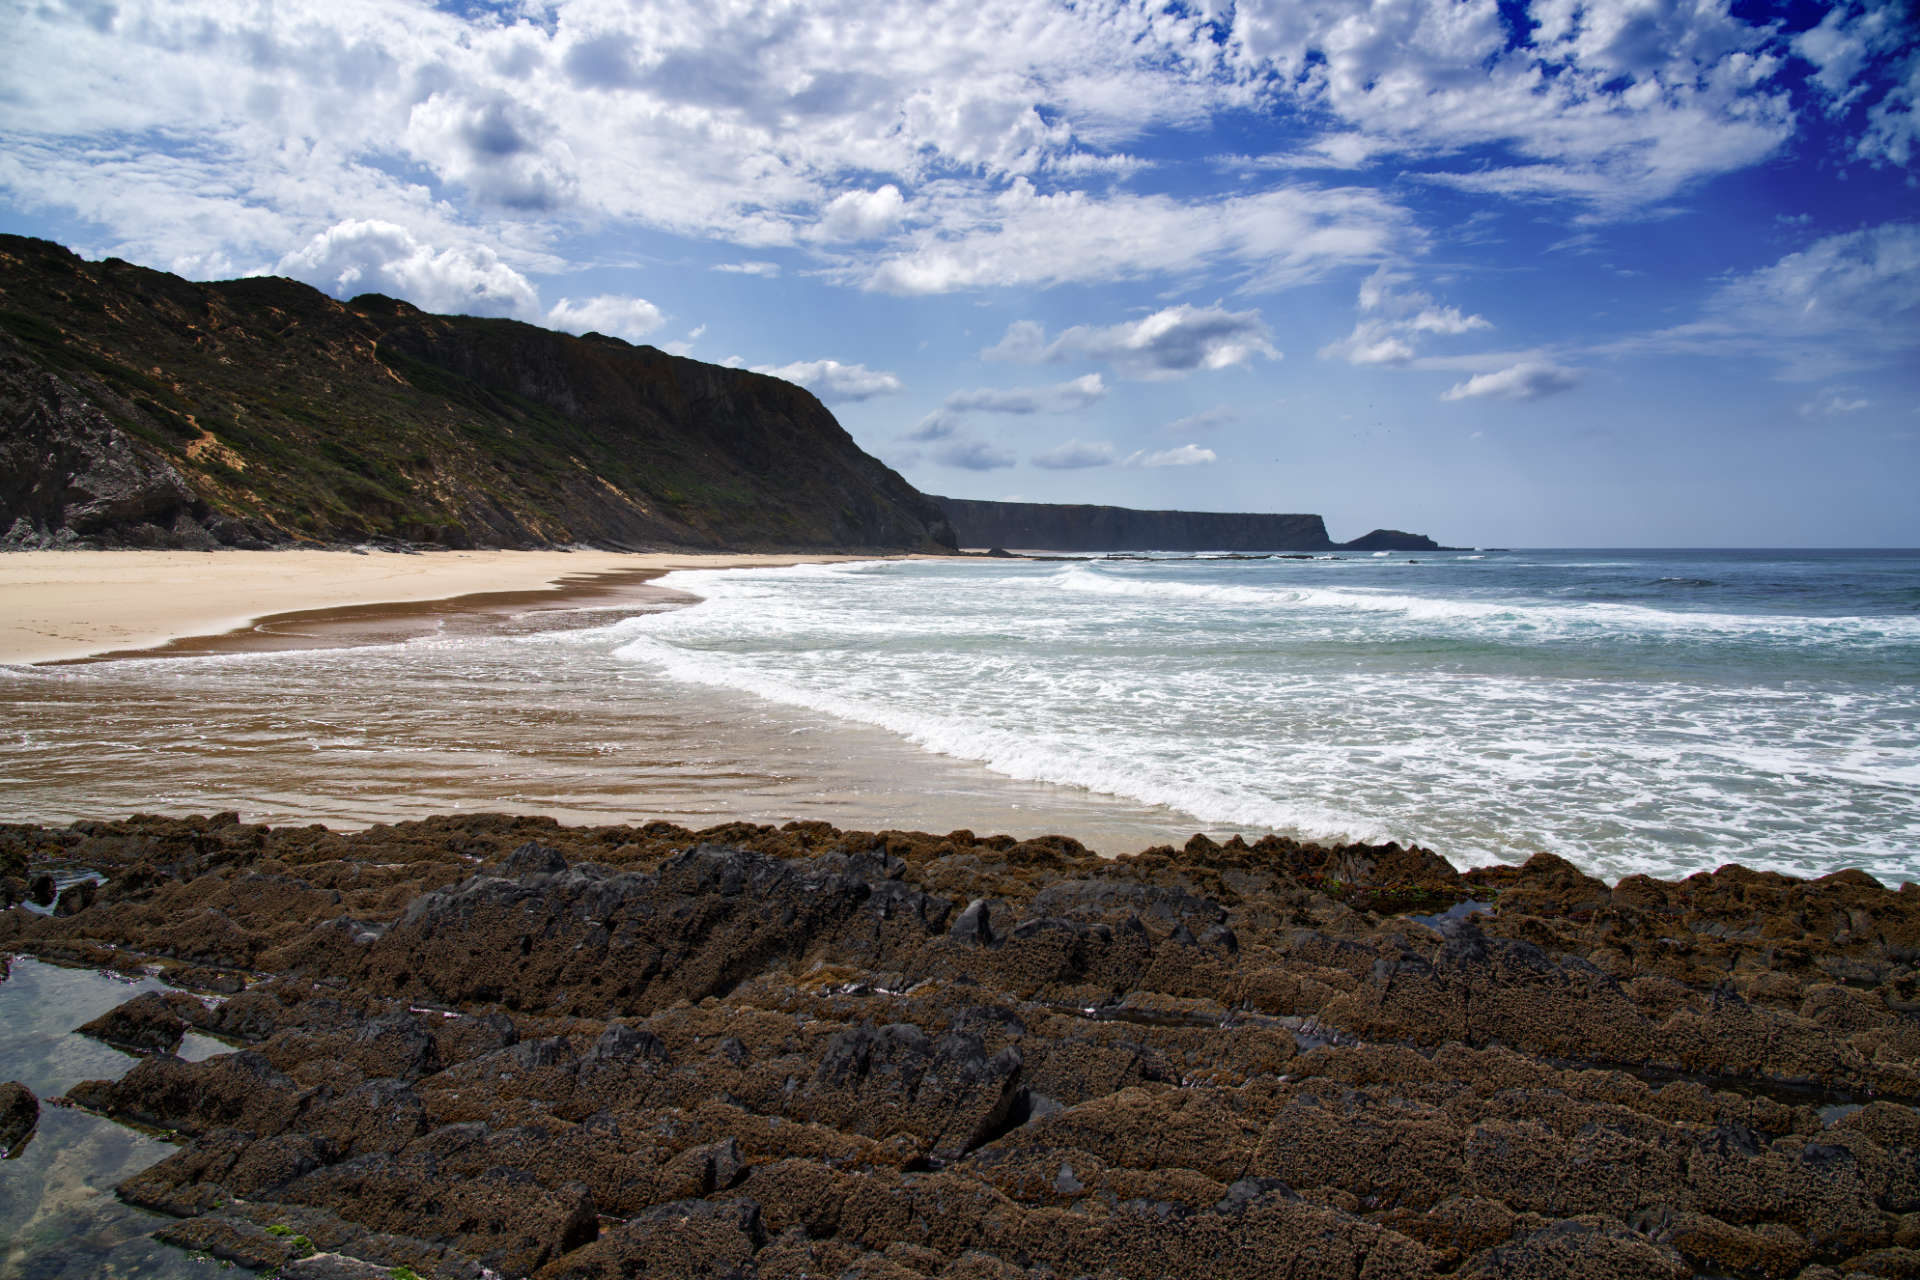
[2,236,1450,557]
[2,813,1916,1278]
[932,498,1445,553]
[0,236,954,554]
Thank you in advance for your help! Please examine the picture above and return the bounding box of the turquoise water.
[612,550,1920,884]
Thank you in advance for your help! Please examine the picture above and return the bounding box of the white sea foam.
[1038,563,1920,645]
[606,555,1920,885]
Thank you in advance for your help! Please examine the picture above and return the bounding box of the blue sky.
[1,0,1915,546]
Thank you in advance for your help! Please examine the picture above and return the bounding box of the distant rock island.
[0,236,1448,554]
[934,498,1444,553]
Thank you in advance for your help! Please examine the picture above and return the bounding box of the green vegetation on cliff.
[0,236,953,551]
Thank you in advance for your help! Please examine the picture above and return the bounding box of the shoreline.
[0,548,1236,854]
[0,548,881,666]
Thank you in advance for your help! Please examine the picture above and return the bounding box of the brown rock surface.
[0,1079,38,1155]
[2,812,1916,1277]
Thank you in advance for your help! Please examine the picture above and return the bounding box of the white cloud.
[272,219,539,318]
[946,373,1106,414]
[1032,439,1117,469]
[1711,222,1920,346]
[1792,2,1920,167]
[753,358,904,402]
[1598,222,1920,378]
[935,438,1017,470]
[713,261,780,277]
[985,304,1279,379]
[1441,361,1582,402]
[860,181,1404,294]
[1230,0,1798,215]
[1321,265,1490,367]
[1123,443,1217,467]
[546,294,667,343]
[817,185,907,241]
[0,0,1902,326]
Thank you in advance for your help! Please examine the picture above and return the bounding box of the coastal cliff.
[934,496,1443,552]
[0,235,954,552]
[1,235,1453,556]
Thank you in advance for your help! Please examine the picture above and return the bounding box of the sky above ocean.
[1,0,1915,547]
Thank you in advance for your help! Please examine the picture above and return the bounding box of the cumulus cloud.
[984,305,1279,379]
[1031,439,1117,469]
[1321,265,1489,366]
[946,374,1106,414]
[1792,2,1920,167]
[1440,362,1582,402]
[935,438,1017,470]
[403,91,578,212]
[753,358,904,402]
[817,185,907,241]
[1123,443,1217,467]
[2,0,1869,312]
[545,294,666,343]
[273,219,539,318]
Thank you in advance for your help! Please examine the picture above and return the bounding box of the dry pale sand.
[0,548,870,665]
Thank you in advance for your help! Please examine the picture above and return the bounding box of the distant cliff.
[934,497,1442,552]
[0,235,954,552]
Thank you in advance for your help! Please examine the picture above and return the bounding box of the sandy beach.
[0,549,871,666]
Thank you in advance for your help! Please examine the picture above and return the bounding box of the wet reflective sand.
[1,582,1224,855]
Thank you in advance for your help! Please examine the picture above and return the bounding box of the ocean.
[3,548,1916,885]
[612,548,1920,884]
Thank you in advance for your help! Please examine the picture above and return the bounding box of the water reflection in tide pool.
[0,956,222,1280]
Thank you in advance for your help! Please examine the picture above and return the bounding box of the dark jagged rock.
[76,989,204,1055]
[0,1080,37,1156]
[53,876,97,915]
[5,812,1916,1277]
[1340,528,1444,551]
[0,234,953,551]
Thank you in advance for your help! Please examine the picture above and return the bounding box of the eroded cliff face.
[934,498,1447,553]
[0,236,954,552]
[935,498,1335,552]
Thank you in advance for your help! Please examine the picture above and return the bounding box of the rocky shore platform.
[2,813,1917,1279]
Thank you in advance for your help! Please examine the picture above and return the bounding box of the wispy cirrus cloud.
[1592,222,1920,379]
